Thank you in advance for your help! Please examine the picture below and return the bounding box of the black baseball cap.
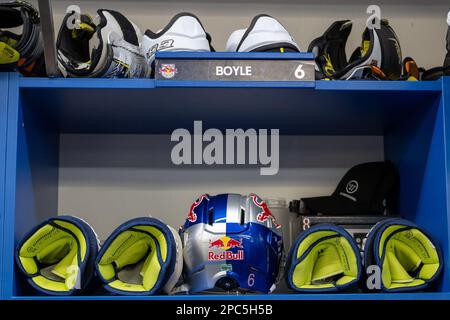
[301,161,399,215]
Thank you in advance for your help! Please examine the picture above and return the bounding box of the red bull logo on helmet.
[208,236,244,261]
[251,195,281,229]
[187,194,209,223]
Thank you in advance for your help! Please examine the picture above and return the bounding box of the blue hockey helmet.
[180,193,283,294]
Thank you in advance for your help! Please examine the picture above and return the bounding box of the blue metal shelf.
[11,292,450,301]
[14,77,443,135]
[18,77,443,91]
[315,79,443,92]
[19,77,156,89]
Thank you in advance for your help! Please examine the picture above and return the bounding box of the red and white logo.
[159,63,178,79]
[251,195,281,229]
[187,194,209,223]
[208,236,244,261]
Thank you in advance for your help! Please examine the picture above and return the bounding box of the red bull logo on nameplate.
[159,63,178,79]
[208,236,244,261]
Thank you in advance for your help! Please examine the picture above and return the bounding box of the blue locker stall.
[0,73,9,300]
[0,72,450,300]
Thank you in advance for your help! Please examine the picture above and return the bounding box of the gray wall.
[58,135,384,239]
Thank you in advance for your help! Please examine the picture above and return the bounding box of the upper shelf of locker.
[14,51,445,91]
[17,77,444,91]
[12,50,443,91]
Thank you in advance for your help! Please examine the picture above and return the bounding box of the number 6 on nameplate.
[295,64,306,80]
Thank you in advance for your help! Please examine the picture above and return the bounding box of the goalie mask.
[308,19,402,80]
[0,1,46,76]
[95,217,183,295]
[57,9,150,78]
[16,216,99,295]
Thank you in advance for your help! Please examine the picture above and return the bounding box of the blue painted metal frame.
[2,73,60,299]
[18,77,441,91]
[1,74,450,300]
[0,73,9,300]
[384,79,449,292]
[8,292,450,300]
[442,76,450,288]
[19,77,156,89]
[2,72,19,299]
[13,78,442,135]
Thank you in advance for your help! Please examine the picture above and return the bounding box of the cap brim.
[302,196,371,215]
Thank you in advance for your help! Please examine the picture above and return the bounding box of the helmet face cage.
[181,193,283,294]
